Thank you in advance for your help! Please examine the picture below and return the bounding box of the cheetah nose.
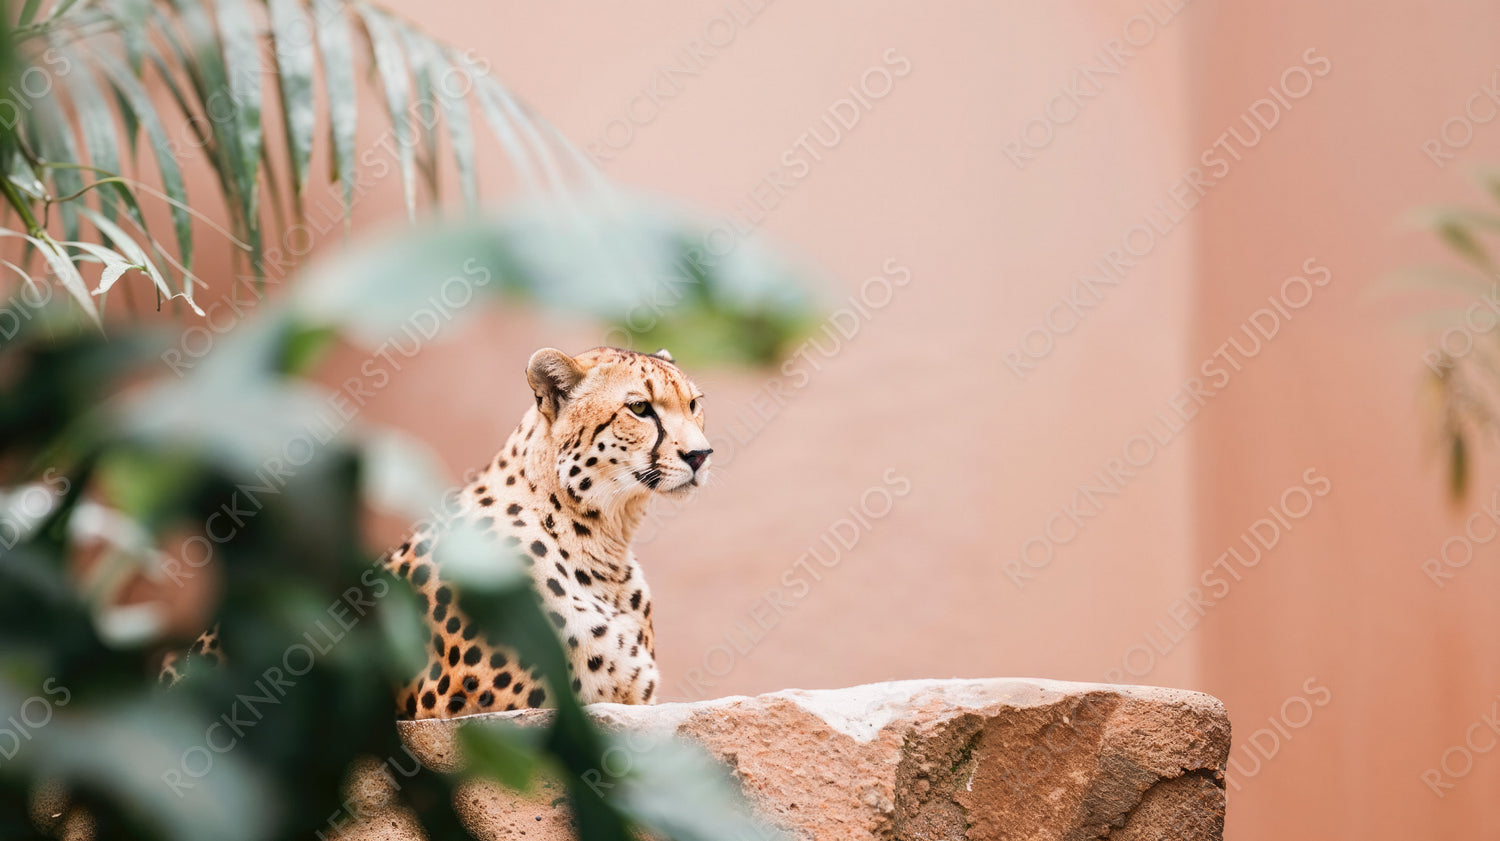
[680,448,713,472]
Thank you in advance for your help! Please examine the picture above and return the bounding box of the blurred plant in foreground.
[0,0,815,836]
[0,0,820,365]
[0,0,591,315]
[0,215,790,840]
[1399,166,1500,502]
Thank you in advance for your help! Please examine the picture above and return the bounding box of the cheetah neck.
[508,407,651,563]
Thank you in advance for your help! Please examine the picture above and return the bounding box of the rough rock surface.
[386,678,1229,841]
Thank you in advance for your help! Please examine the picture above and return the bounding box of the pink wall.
[1189,2,1500,839]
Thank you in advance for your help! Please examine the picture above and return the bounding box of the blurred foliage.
[0,0,821,364]
[0,225,786,839]
[0,0,815,837]
[488,193,821,366]
[0,0,590,317]
[1399,166,1500,502]
[292,196,823,368]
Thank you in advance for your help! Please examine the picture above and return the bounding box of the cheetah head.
[526,346,711,507]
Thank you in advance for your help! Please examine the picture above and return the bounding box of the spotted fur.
[161,347,711,721]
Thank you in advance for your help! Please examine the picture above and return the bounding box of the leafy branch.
[1399,167,1500,500]
[0,0,597,323]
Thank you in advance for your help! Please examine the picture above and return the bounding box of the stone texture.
[393,678,1229,841]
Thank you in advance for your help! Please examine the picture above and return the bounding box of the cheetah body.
[162,347,711,722]
[387,346,709,719]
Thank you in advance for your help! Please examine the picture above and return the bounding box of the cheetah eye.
[689,398,699,413]
[627,401,653,417]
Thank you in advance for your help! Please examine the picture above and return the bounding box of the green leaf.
[114,0,152,74]
[1408,205,1500,269]
[1451,429,1469,501]
[356,6,416,221]
[267,0,316,198]
[207,0,264,281]
[1376,265,1497,297]
[313,0,357,216]
[95,447,201,527]
[1441,222,1489,268]
[485,77,567,196]
[28,92,82,241]
[545,117,613,196]
[66,240,138,297]
[1413,205,1500,232]
[54,164,171,298]
[360,427,452,520]
[430,519,529,596]
[90,50,195,276]
[604,734,789,841]
[155,3,211,97]
[425,41,476,212]
[144,17,232,289]
[274,318,336,375]
[56,57,122,222]
[39,0,86,27]
[18,694,274,841]
[116,370,336,481]
[165,0,243,270]
[288,216,503,347]
[145,16,223,182]
[0,230,97,325]
[213,0,265,218]
[18,0,45,26]
[77,206,181,308]
[0,1,20,93]
[8,153,47,201]
[460,724,544,791]
[1472,165,1500,208]
[398,24,439,201]
[467,65,540,197]
[108,79,141,160]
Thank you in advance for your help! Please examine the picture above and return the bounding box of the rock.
[394,678,1229,840]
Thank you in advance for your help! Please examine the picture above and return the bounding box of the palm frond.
[353,4,416,220]
[265,0,312,198]
[0,0,602,322]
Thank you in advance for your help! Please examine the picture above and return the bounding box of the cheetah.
[162,347,712,721]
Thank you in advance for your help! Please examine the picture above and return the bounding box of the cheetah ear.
[527,348,586,420]
[650,348,674,363]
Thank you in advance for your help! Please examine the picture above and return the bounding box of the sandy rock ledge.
[378,678,1229,841]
